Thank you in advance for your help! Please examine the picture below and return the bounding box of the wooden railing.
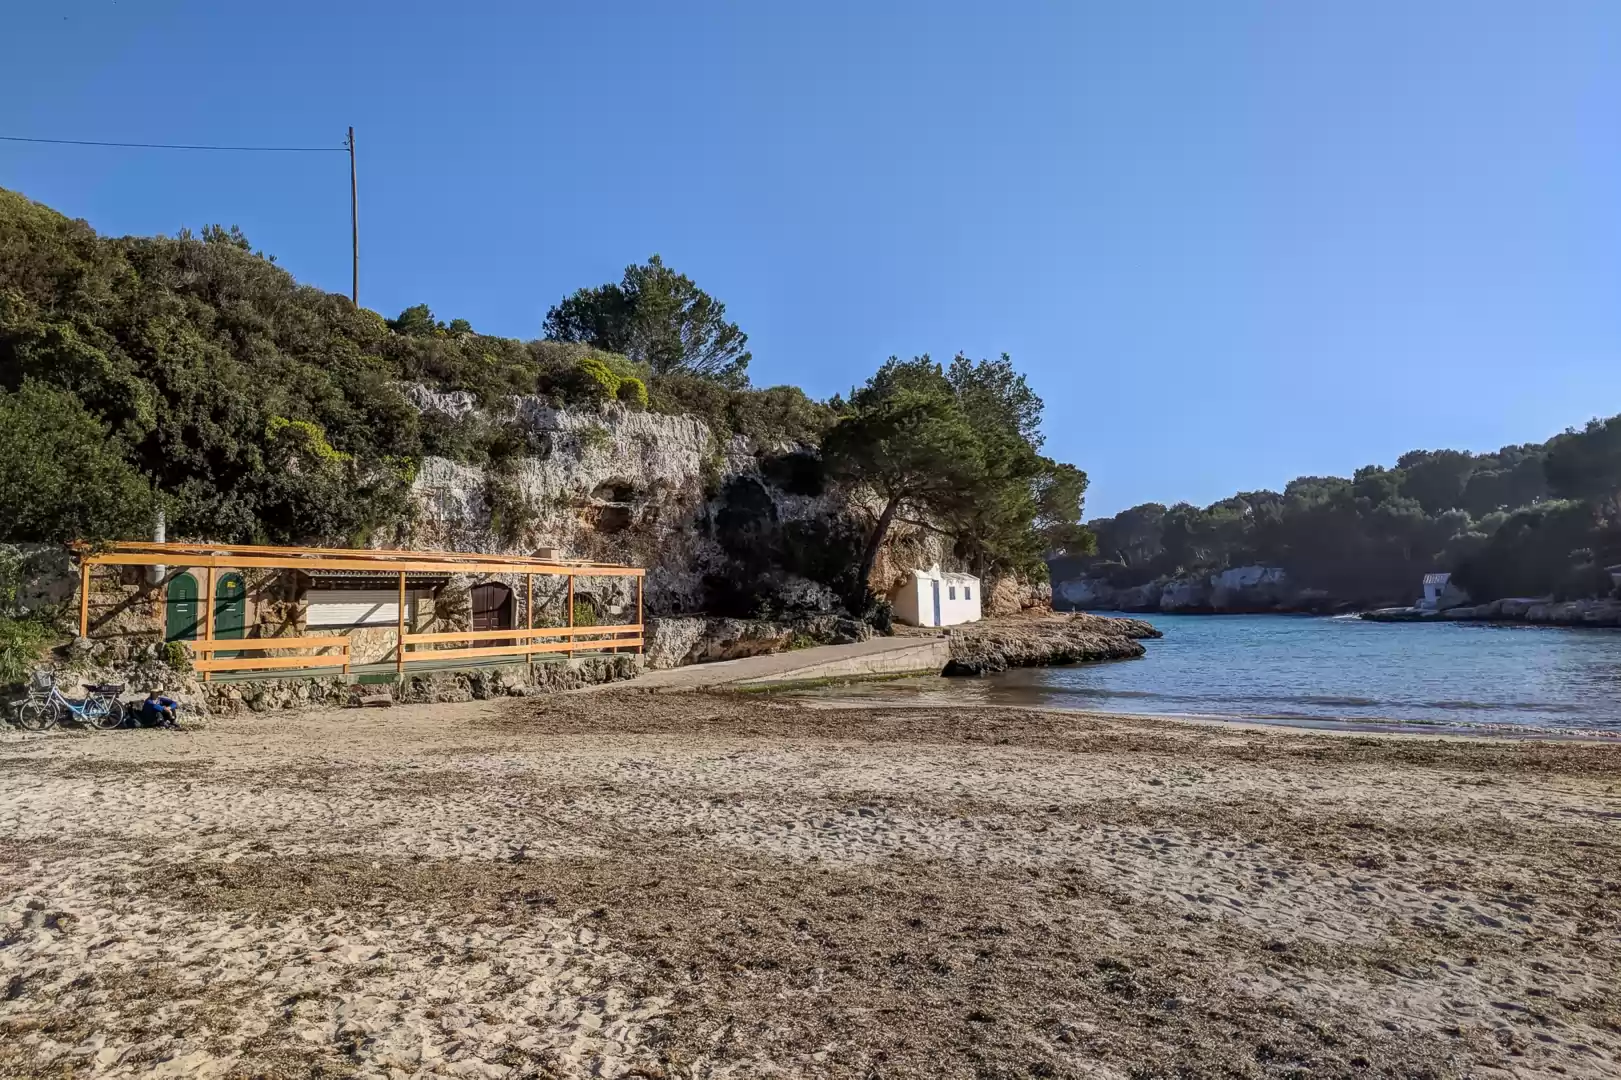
[401,624,643,664]
[192,636,352,679]
[186,626,640,680]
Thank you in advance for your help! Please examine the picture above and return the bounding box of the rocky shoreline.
[932,612,1161,676]
[646,611,1162,679]
[1362,596,1621,628]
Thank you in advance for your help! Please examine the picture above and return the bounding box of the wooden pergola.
[75,541,644,680]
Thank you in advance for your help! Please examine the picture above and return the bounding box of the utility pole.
[347,126,359,306]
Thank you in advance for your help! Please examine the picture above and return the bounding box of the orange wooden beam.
[396,571,406,675]
[78,540,635,573]
[401,638,643,664]
[202,567,215,682]
[191,635,354,653]
[78,562,90,639]
[195,652,349,673]
[404,624,640,646]
[80,552,643,577]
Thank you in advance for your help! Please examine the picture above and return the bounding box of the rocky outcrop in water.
[938,613,1161,676]
[1363,597,1621,628]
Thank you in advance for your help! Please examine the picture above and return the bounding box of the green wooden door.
[215,573,246,658]
[165,575,199,641]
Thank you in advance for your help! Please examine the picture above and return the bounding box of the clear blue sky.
[4,2,1618,517]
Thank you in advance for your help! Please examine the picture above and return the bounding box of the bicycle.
[15,671,127,731]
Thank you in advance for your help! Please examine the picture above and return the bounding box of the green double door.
[166,573,246,655]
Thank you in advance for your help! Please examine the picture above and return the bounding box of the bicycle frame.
[45,685,109,722]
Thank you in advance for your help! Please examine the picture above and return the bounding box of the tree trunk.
[855,495,903,607]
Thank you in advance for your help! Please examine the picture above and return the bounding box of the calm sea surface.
[830,615,1621,733]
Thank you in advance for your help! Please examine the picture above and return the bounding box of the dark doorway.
[471,582,515,648]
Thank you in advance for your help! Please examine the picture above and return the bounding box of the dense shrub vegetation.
[0,186,1088,642]
[0,190,865,545]
[1084,428,1621,604]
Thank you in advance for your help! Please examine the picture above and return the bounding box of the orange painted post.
[202,567,215,682]
[635,575,643,656]
[396,571,407,676]
[78,562,90,639]
[526,574,534,673]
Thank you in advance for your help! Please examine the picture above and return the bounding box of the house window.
[949,586,957,600]
[964,587,972,600]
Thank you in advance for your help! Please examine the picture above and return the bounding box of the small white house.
[889,565,982,627]
[1418,572,1451,611]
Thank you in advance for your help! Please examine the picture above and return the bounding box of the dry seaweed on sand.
[0,692,1617,1077]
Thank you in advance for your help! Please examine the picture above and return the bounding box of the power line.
[3,128,362,304]
[0,134,345,152]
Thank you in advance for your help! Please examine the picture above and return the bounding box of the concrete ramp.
[610,636,950,692]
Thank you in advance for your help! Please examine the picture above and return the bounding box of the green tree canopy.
[0,381,152,543]
[824,354,1088,601]
[823,358,981,599]
[543,255,751,387]
[1080,418,1621,605]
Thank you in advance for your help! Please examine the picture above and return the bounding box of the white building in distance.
[1418,571,1455,611]
[890,565,982,627]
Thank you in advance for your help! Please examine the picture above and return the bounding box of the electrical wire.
[0,134,345,152]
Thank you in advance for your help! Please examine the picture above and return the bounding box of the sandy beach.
[2,691,1619,1079]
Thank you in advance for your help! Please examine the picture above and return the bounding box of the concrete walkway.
[605,635,951,692]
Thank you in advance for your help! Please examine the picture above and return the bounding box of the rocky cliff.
[1050,563,1338,615]
[400,386,951,623]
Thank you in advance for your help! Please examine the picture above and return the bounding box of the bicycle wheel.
[16,698,55,731]
[90,698,125,730]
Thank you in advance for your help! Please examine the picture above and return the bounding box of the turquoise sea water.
[841,615,1621,733]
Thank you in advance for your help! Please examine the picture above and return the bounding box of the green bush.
[545,352,652,411]
[570,599,598,627]
[162,640,191,672]
[0,613,56,690]
[616,376,648,408]
[565,354,622,403]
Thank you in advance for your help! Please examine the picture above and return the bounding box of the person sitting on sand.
[139,688,180,728]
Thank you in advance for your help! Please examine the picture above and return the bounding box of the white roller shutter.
[306,589,404,628]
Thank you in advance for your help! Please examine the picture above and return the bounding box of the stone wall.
[643,615,872,670]
[42,638,638,718]
[206,654,640,715]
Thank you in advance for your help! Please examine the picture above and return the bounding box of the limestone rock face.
[1158,579,1209,613]
[984,576,1053,617]
[400,389,951,620]
[1208,566,1291,610]
[1051,564,1320,615]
